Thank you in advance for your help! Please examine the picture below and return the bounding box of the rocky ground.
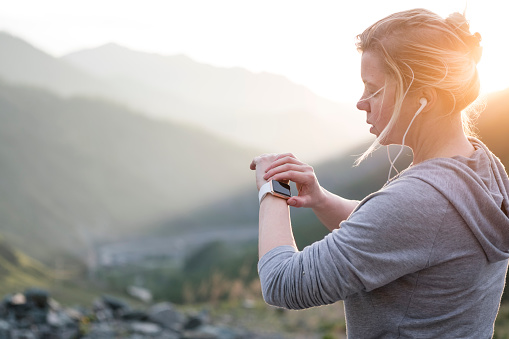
[0,288,282,339]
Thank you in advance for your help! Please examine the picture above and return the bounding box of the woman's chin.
[370,126,381,137]
[369,128,391,145]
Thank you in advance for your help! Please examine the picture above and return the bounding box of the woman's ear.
[419,87,438,113]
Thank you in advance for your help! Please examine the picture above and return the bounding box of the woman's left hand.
[250,153,281,190]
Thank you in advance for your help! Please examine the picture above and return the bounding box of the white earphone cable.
[386,99,427,183]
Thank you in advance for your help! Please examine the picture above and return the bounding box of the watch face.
[272,181,291,198]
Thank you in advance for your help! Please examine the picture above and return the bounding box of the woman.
[250,8,509,338]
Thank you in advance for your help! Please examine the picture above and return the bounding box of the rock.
[127,286,153,303]
[184,315,203,330]
[0,288,255,339]
[92,298,114,321]
[10,294,26,306]
[0,319,10,339]
[101,294,130,312]
[46,309,74,328]
[184,310,210,330]
[182,324,244,339]
[24,288,49,309]
[63,307,84,322]
[242,298,255,309]
[130,321,161,335]
[0,288,81,339]
[4,294,30,326]
[147,302,185,331]
[9,328,37,339]
[154,330,181,339]
[93,295,131,320]
[82,321,116,339]
[24,288,49,324]
[121,309,149,321]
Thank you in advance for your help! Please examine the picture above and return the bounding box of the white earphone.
[386,97,428,183]
[418,97,427,112]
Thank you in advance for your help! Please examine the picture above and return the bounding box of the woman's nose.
[357,98,369,111]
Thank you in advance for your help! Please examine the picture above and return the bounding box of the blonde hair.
[355,8,483,164]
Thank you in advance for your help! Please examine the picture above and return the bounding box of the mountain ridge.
[0,80,258,262]
[1,31,368,161]
[0,32,111,97]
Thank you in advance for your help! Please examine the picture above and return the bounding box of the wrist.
[260,193,289,207]
[311,187,330,211]
[259,180,292,204]
[257,179,269,191]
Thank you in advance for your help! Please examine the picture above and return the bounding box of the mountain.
[0,81,258,263]
[0,31,369,161]
[62,43,345,115]
[0,32,111,96]
[61,42,367,161]
[0,31,367,162]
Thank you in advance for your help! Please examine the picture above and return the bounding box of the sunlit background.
[1,0,507,103]
[0,1,508,338]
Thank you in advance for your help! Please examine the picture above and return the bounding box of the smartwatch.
[259,180,291,204]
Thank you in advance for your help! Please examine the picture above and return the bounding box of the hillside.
[0,234,62,299]
[62,42,367,161]
[63,43,347,115]
[0,81,258,263]
[0,32,110,96]
[0,32,367,161]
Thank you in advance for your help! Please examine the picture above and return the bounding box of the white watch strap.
[258,181,273,204]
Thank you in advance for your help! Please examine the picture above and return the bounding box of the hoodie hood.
[404,137,509,263]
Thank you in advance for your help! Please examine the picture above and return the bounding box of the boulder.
[147,302,185,331]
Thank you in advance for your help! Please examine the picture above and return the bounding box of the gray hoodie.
[258,138,509,338]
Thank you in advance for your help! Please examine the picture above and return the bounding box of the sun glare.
[463,1,509,94]
[419,0,508,95]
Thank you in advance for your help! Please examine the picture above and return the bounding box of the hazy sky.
[1,0,507,103]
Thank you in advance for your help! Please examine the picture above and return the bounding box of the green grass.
[495,303,509,338]
[0,237,52,295]
[181,297,347,339]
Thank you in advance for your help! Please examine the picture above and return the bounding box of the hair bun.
[445,12,482,63]
[445,12,471,35]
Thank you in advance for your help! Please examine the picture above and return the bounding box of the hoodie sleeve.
[258,177,449,309]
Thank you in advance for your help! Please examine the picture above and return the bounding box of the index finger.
[274,153,298,161]
[265,153,301,172]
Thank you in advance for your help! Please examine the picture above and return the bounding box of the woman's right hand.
[263,153,325,208]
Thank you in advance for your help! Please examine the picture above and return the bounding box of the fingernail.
[288,200,296,206]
